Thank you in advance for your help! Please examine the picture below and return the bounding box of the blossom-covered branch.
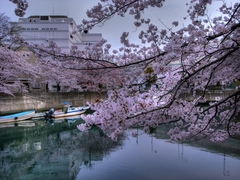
[9,0,28,17]
[75,0,240,142]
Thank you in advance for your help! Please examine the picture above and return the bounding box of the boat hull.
[0,110,35,123]
[51,110,86,118]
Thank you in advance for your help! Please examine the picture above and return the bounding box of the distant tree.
[0,13,24,48]
[8,0,240,142]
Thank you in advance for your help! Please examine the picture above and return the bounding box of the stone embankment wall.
[0,90,236,115]
[0,91,107,115]
[179,90,236,101]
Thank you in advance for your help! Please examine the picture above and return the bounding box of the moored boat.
[51,109,86,118]
[44,102,89,119]
[0,110,35,123]
[32,112,46,120]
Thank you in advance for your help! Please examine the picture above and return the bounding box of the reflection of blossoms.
[131,132,138,137]
[108,127,123,141]
[77,123,91,132]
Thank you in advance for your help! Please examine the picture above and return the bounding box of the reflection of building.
[0,121,124,180]
[16,15,102,53]
[33,141,41,150]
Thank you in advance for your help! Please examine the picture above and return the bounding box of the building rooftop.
[28,15,68,19]
[18,15,73,23]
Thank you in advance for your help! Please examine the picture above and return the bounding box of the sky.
[0,0,238,50]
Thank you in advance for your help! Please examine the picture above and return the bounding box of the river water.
[0,117,240,180]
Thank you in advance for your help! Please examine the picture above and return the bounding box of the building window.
[22,52,30,59]
[42,28,57,31]
[32,82,41,89]
[23,28,38,31]
[40,16,49,20]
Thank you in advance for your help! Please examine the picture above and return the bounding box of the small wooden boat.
[45,104,88,119]
[44,102,89,119]
[0,110,35,123]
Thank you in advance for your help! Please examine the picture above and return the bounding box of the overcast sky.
[0,0,238,50]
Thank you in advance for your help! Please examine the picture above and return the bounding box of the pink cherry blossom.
[4,0,240,142]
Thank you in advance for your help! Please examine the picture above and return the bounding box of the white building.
[12,15,102,92]
[16,15,102,53]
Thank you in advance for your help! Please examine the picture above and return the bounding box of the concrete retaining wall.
[0,90,236,115]
[0,91,107,115]
[179,90,236,101]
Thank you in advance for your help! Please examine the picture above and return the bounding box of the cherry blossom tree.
[0,13,24,48]
[75,0,240,142]
[7,0,240,142]
[0,13,39,95]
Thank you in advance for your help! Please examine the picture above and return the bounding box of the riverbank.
[0,89,236,115]
[0,91,107,115]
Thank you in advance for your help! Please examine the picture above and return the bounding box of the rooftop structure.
[15,15,102,52]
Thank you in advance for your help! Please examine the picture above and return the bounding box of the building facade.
[16,15,102,53]
[12,15,102,93]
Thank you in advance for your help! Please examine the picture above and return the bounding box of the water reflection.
[0,118,124,180]
[152,125,240,158]
[0,120,240,180]
[77,127,240,180]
